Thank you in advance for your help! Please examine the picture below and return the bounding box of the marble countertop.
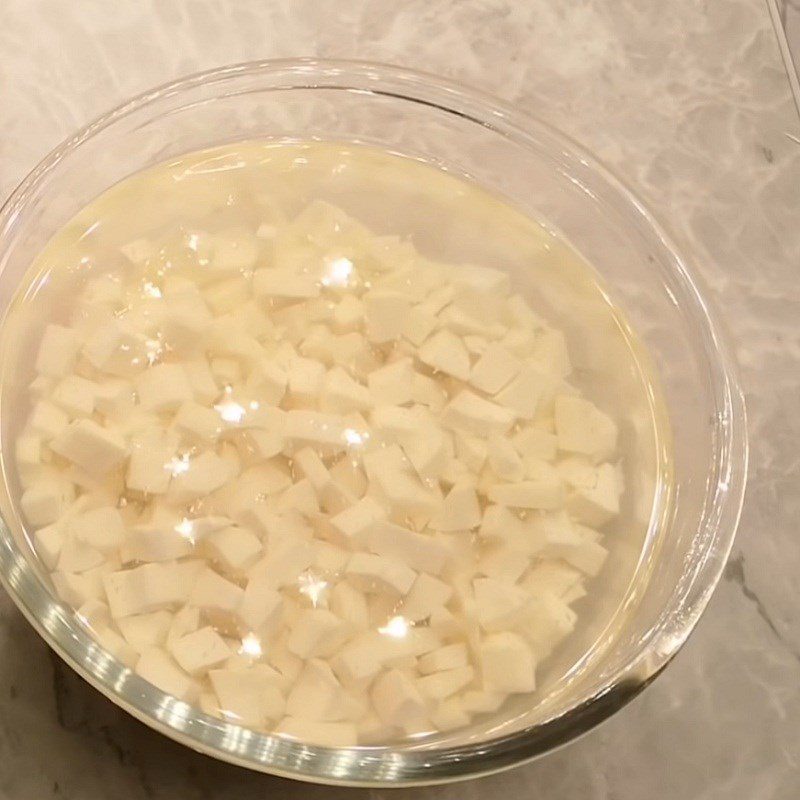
[1,2,798,798]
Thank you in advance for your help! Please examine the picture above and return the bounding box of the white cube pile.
[15,199,623,746]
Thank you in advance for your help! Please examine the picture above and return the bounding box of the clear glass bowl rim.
[0,58,747,786]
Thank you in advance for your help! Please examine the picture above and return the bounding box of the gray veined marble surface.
[0,1,798,798]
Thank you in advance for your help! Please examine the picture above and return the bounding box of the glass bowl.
[0,59,746,786]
